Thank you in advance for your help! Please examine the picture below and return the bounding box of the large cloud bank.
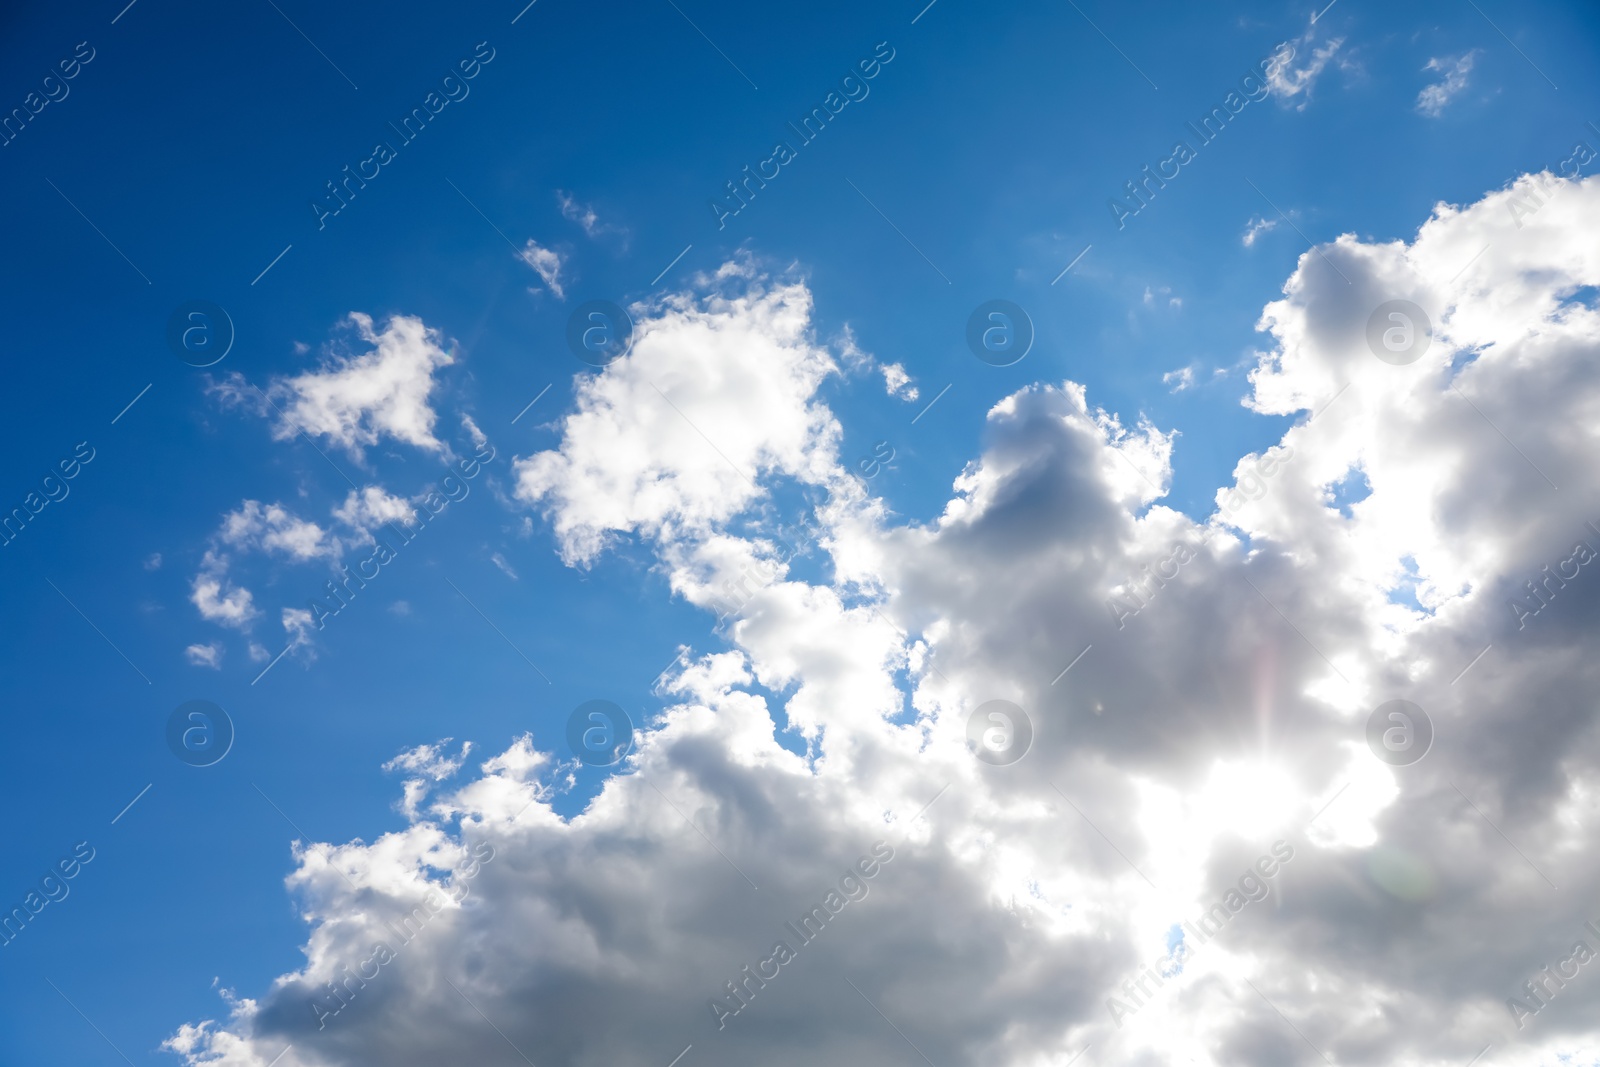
[170,174,1600,1067]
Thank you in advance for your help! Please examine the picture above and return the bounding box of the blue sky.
[3,1,1599,1065]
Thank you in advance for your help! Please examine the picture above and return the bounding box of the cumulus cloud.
[220,501,338,561]
[191,311,482,654]
[187,501,338,638]
[1417,50,1480,117]
[332,487,416,539]
[513,262,843,565]
[188,485,425,646]
[261,314,456,459]
[190,551,258,630]
[880,362,919,401]
[168,180,1600,1067]
[1163,366,1196,392]
[518,239,566,299]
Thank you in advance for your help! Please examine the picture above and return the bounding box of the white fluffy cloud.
[332,487,417,539]
[188,500,338,638]
[220,501,338,561]
[190,550,258,630]
[191,313,485,652]
[189,486,422,645]
[264,313,455,458]
[170,176,1600,1067]
[880,361,919,401]
[513,262,843,566]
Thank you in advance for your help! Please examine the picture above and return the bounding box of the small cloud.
[220,501,337,561]
[518,239,566,299]
[1163,367,1197,393]
[384,738,474,820]
[191,552,258,630]
[235,312,456,460]
[558,192,600,234]
[389,600,413,617]
[1267,31,1344,110]
[557,191,624,245]
[292,341,311,355]
[333,486,416,538]
[1416,50,1479,117]
[1242,216,1279,246]
[833,326,916,399]
[247,642,270,662]
[384,738,471,780]
[281,607,318,658]
[185,642,223,669]
[144,552,162,571]
[1143,286,1181,309]
[881,362,919,402]
[835,325,872,374]
[491,552,519,580]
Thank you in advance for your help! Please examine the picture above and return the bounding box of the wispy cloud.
[184,642,223,669]
[557,191,625,245]
[1242,215,1279,246]
[518,239,566,299]
[1416,50,1480,117]
[1267,24,1344,110]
